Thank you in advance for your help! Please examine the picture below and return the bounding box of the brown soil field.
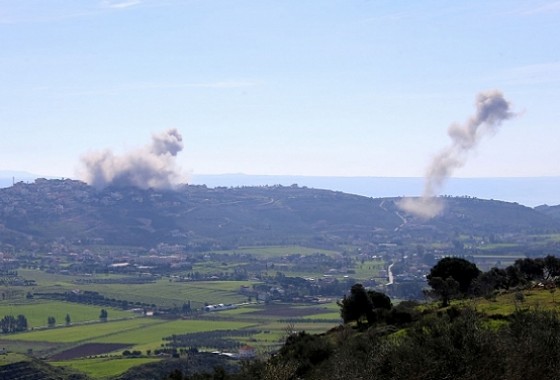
[49,343,130,360]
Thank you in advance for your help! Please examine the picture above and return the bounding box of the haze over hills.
[0,178,559,252]
[189,174,560,208]
[2,171,560,208]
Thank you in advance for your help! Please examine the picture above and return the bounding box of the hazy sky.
[1,0,559,179]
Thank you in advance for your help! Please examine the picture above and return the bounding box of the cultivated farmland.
[0,268,343,379]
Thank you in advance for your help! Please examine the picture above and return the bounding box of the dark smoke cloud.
[399,90,516,218]
[80,129,187,190]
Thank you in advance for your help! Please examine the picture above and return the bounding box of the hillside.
[0,353,90,380]
[0,179,559,251]
[5,288,560,380]
[535,204,560,221]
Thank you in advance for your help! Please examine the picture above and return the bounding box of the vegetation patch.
[1,318,156,343]
[49,343,131,360]
[245,304,333,318]
[0,300,133,328]
[51,357,160,379]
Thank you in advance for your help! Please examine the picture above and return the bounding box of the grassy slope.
[465,287,560,315]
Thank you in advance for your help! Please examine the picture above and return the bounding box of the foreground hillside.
[0,353,90,380]
[4,287,560,380]
[0,179,558,251]
[4,255,560,379]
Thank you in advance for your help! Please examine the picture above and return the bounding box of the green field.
[0,300,134,328]
[51,357,161,379]
[82,279,252,309]
[2,318,156,343]
[0,300,340,368]
[354,259,385,280]
[5,270,259,309]
[208,245,340,258]
[0,265,344,378]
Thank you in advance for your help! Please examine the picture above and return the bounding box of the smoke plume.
[399,90,515,218]
[80,129,187,190]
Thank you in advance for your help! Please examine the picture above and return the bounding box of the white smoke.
[399,90,516,218]
[80,129,187,190]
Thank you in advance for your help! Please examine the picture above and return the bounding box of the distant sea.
[1,171,559,208]
[190,174,560,208]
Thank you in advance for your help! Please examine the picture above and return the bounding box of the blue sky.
[1,0,559,180]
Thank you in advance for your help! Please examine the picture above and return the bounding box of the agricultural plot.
[0,300,133,328]
[2,259,345,377]
[209,303,340,322]
[354,259,386,280]
[190,303,342,351]
[89,319,255,352]
[468,254,526,270]
[1,318,157,343]
[1,314,257,357]
[243,304,334,318]
[191,261,246,275]
[82,279,254,309]
[50,343,131,360]
[9,269,122,290]
[219,245,341,258]
[0,288,342,378]
[7,269,259,310]
[51,357,160,379]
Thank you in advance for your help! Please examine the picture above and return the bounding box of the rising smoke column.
[80,128,187,190]
[399,90,516,218]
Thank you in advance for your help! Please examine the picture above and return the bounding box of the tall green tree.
[338,284,374,327]
[338,284,392,328]
[514,258,545,281]
[16,314,27,331]
[427,257,480,294]
[99,309,108,322]
[1,315,16,333]
[544,255,560,280]
[427,277,460,307]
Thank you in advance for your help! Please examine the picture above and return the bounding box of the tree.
[99,309,108,322]
[338,284,392,328]
[472,267,509,297]
[427,257,480,295]
[47,316,56,328]
[544,255,560,280]
[505,265,526,288]
[514,258,545,281]
[426,277,459,307]
[182,301,191,314]
[1,315,16,333]
[65,313,71,326]
[338,284,374,328]
[167,369,183,380]
[368,290,392,310]
[16,315,28,332]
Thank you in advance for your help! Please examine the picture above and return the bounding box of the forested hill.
[0,179,559,250]
[535,204,560,221]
